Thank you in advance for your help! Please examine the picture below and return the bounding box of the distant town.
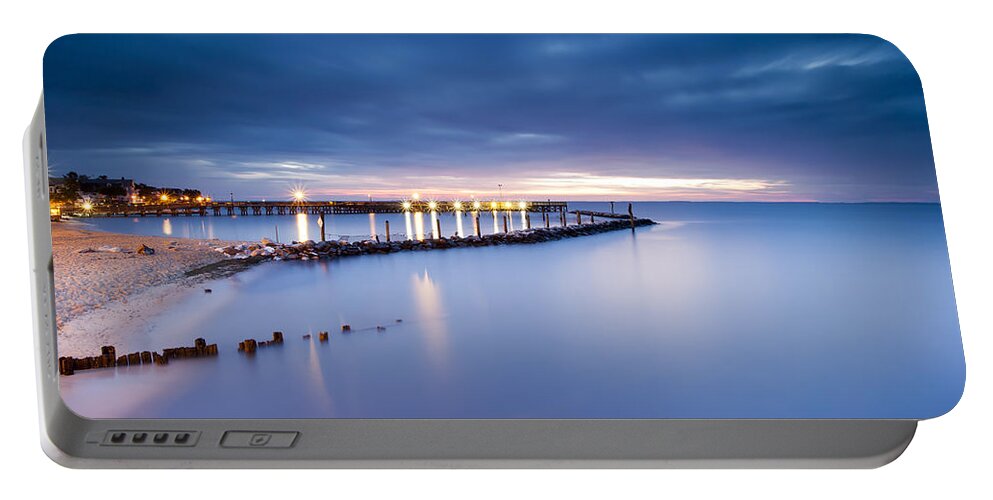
[49,172,206,206]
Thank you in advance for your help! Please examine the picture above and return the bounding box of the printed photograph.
[44,34,963,418]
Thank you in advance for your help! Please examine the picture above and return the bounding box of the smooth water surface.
[60,203,965,419]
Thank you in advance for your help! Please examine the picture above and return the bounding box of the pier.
[80,200,569,217]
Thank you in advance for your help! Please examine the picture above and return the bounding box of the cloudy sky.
[43,34,938,202]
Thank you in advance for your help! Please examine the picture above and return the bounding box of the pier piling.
[385,220,391,242]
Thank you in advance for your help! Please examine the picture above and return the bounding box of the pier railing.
[77,200,569,217]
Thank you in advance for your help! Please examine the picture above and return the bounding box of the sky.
[43,34,938,202]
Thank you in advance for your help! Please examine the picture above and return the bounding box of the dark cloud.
[43,34,937,201]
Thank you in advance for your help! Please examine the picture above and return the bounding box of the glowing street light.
[490,201,498,210]
[292,189,306,202]
[453,200,463,210]
[160,194,169,203]
[472,200,482,210]
[427,200,438,211]
[402,201,412,211]
[518,200,528,210]
[196,196,204,203]
[81,201,93,211]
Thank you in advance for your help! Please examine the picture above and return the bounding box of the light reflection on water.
[60,203,964,419]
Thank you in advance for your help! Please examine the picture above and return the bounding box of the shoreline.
[52,222,243,357]
[54,217,655,359]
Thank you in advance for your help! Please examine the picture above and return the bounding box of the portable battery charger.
[24,34,964,468]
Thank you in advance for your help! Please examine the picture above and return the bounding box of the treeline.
[51,172,202,204]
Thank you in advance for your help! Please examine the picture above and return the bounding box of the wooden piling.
[272,331,284,343]
[141,351,152,364]
[436,218,442,239]
[503,215,509,233]
[318,331,329,342]
[58,357,74,376]
[526,213,531,229]
[577,212,582,225]
[319,213,326,241]
[385,220,391,242]
[474,212,481,237]
[238,339,258,353]
[341,324,352,332]
[628,203,635,229]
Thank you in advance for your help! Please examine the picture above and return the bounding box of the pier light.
[402,201,412,211]
[472,200,482,210]
[427,201,438,211]
[205,197,212,202]
[196,196,204,203]
[81,201,93,211]
[292,189,306,202]
[160,194,169,202]
[518,201,528,210]
[503,201,512,210]
[412,192,421,200]
[453,200,463,210]
[490,201,498,210]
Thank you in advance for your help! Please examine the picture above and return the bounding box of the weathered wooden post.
[436,218,442,239]
[474,212,481,237]
[272,331,284,343]
[503,214,509,233]
[591,214,595,224]
[545,212,550,228]
[318,213,326,241]
[341,324,352,332]
[385,220,391,242]
[318,331,329,342]
[58,357,74,376]
[628,203,635,230]
[525,213,531,229]
[577,212,582,225]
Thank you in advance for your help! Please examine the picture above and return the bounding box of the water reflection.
[404,212,414,241]
[430,211,439,239]
[492,211,499,234]
[520,210,527,229]
[295,213,309,242]
[368,213,377,240]
[455,211,464,237]
[413,212,425,241]
[410,269,450,369]
[162,218,172,236]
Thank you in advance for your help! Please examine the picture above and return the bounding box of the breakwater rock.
[214,218,657,262]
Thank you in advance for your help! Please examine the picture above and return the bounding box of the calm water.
[73,206,560,242]
[60,203,965,419]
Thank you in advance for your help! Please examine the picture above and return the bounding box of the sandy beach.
[53,221,240,356]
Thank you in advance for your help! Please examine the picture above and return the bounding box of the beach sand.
[52,222,239,356]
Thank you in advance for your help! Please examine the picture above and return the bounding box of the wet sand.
[52,221,240,356]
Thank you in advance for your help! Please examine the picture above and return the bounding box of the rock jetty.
[213,217,657,262]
